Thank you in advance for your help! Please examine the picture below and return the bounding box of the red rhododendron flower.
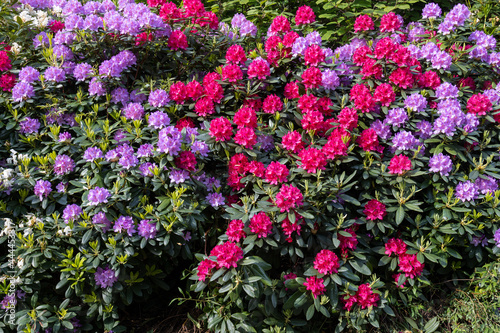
[0,51,12,71]
[385,238,407,256]
[357,128,379,151]
[379,12,401,32]
[221,64,243,83]
[298,94,318,113]
[265,161,289,184]
[282,130,304,153]
[337,107,358,131]
[354,15,374,32]
[249,212,273,238]
[186,80,204,100]
[363,199,386,221]
[281,215,302,242]
[226,219,246,243]
[246,160,265,177]
[194,97,215,116]
[373,83,395,107]
[234,107,257,128]
[197,259,216,281]
[388,45,413,67]
[353,46,373,66]
[284,81,300,99]
[248,58,270,80]
[361,59,383,80]
[295,5,316,25]
[225,44,247,64]
[175,150,197,171]
[350,84,375,112]
[183,0,205,17]
[458,77,476,91]
[209,241,244,269]
[338,227,358,254]
[270,15,291,34]
[209,117,232,141]
[298,147,326,173]
[48,20,65,33]
[342,294,357,311]
[175,117,195,130]
[388,154,412,175]
[304,44,325,67]
[302,67,322,89]
[374,37,397,60]
[317,97,333,114]
[147,0,166,7]
[265,35,282,53]
[467,93,492,116]
[160,2,181,22]
[303,276,325,298]
[301,110,324,132]
[204,80,224,103]
[389,67,414,89]
[314,249,340,275]
[355,283,380,309]
[196,11,218,29]
[243,97,262,111]
[262,94,283,114]
[169,81,187,104]
[283,31,299,48]
[135,32,154,46]
[398,253,424,279]
[416,71,440,89]
[323,128,349,159]
[275,184,303,212]
[234,127,257,148]
[0,73,16,92]
[168,30,188,50]
[229,153,249,175]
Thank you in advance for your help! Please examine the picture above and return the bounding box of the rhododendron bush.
[1,0,500,332]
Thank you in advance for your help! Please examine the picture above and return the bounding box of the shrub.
[0,1,500,333]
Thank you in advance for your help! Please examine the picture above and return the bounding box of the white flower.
[63,226,72,236]
[18,10,33,23]
[17,258,24,269]
[11,42,21,55]
[23,228,33,237]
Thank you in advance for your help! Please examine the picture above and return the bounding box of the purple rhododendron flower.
[20,117,40,134]
[148,89,170,107]
[34,180,51,201]
[113,215,136,236]
[169,169,189,184]
[138,219,157,239]
[54,154,75,175]
[12,82,35,102]
[19,66,40,83]
[385,108,408,127]
[158,126,182,156]
[428,153,453,176]
[455,181,478,202]
[88,187,111,205]
[206,192,225,208]
[92,211,111,232]
[148,111,170,129]
[84,147,104,161]
[63,204,82,223]
[422,3,442,19]
[94,266,118,288]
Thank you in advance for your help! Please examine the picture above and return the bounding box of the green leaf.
[424,317,439,333]
[306,304,315,320]
[395,206,405,225]
[350,261,371,275]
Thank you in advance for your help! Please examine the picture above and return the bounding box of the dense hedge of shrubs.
[0,0,500,332]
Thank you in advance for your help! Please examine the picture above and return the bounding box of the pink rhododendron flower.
[314,249,340,275]
[275,184,303,212]
[249,212,273,238]
[303,276,325,298]
[363,199,386,221]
